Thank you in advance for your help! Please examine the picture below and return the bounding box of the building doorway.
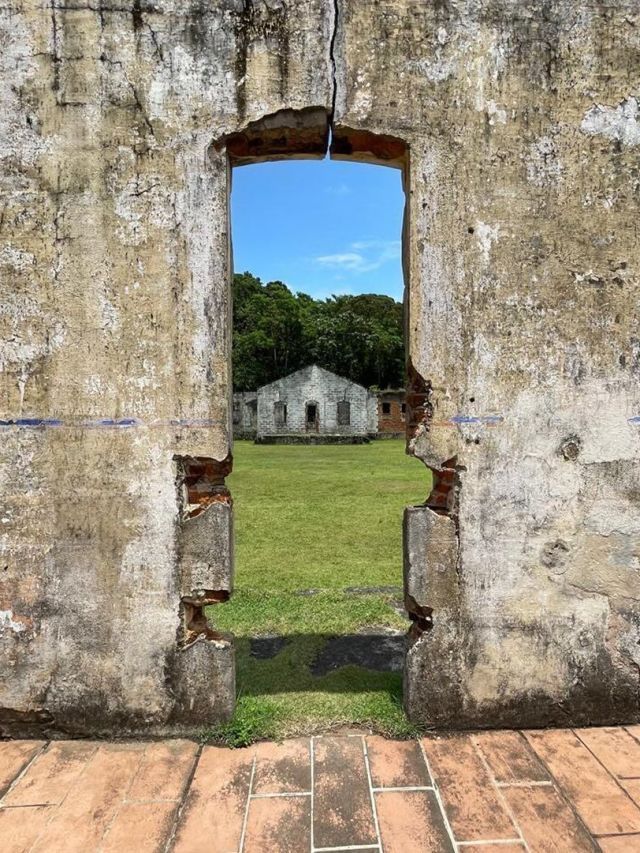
[306,401,319,432]
[210,114,427,742]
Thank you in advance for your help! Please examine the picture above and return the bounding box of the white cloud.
[314,240,400,274]
[324,183,352,196]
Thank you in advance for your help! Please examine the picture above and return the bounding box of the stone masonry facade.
[256,365,377,439]
[0,1,638,736]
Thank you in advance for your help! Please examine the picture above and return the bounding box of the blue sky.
[230,157,405,301]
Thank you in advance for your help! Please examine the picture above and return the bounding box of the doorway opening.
[305,402,319,432]
[208,111,430,743]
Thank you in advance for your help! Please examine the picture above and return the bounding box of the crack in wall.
[329,0,339,122]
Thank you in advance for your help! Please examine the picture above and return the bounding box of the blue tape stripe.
[449,415,504,426]
[0,417,221,429]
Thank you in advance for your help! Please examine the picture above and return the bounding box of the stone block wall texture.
[257,365,376,437]
[0,0,638,735]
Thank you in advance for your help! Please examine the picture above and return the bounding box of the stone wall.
[232,392,257,439]
[0,0,638,735]
[257,365,376,437]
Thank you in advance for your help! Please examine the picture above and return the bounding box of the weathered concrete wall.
[0,0,334,736]
[257,365,376,437]
[0,0,638,734]
[345,0,640,727]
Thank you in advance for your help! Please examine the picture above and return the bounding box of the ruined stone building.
[1,1,639,736]
[256,365,378,441]
[232,392,257,439]
[376,389,406,436]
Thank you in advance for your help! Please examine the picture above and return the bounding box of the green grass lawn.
[206,439,430,745]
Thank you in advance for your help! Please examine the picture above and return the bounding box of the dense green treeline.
[232,272,404,392]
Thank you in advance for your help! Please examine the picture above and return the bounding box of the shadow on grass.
[237,631,407,695]
[203,590,416,744]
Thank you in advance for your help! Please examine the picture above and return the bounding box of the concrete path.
[2,727,640,851]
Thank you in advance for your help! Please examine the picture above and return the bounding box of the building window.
[274,401,287,428]
[382,402,391,416]
[337,400,351,426]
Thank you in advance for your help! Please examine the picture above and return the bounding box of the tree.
[232,272,404,391]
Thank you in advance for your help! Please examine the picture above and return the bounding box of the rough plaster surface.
[0,0,638,734]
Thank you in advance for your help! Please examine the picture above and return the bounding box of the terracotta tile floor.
[2,727,640,852]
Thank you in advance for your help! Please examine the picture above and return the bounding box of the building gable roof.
[257,364,369,393]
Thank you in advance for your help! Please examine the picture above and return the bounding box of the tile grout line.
[417,738,459,853]
[457,841,523,848]
[596,830,640,839]
[251,791,311,799]
[162,743,203,853]
[27,742,101,853]
[572,728,640,809]
[621,723,640,743]
[238,755,257,853]
[495,780,553,788]
[625,727,640,748]
[520,731,599,846]
[121,741,149,805]
[362,737,383,852]
[371,785,434,793]
[97,746,148,853]
[115,797,191,805]
[1,741,50,803]
[470,735,531,853]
